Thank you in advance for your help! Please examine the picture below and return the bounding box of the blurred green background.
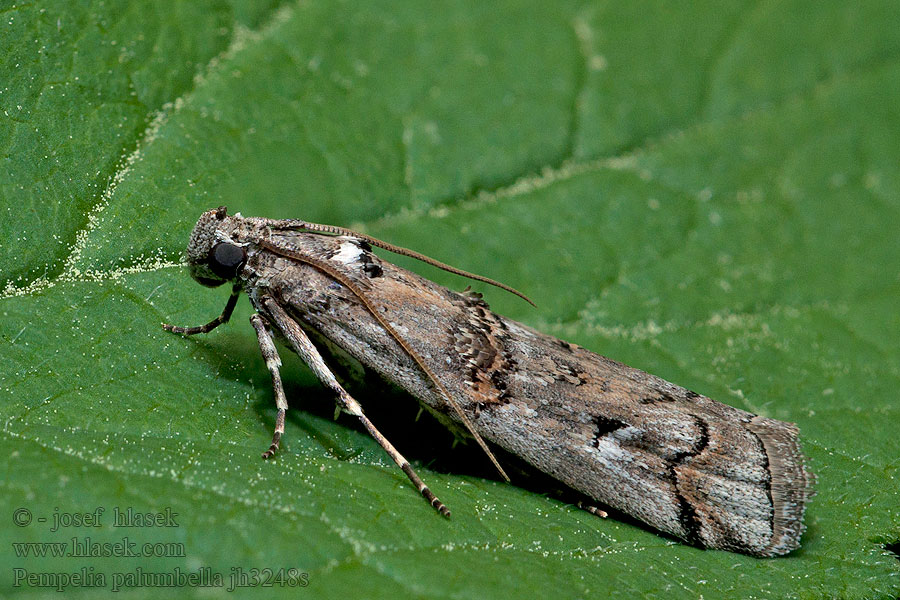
[1,1,898,598]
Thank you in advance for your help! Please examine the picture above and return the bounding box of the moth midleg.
[249,313,288,459]
[162,285,241,335]
[261,296,451,517]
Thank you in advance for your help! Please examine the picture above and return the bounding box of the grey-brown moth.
[163,207,814,557]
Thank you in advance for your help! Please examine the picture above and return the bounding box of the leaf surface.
[2,1,899,598]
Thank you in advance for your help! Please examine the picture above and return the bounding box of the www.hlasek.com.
[13,567,310,592]
[13,536,185,558]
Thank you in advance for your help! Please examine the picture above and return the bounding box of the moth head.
[186,206,247,287]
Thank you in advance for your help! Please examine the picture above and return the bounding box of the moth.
[163,207,813,557]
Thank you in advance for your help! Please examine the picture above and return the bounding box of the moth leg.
[576,501,608,518]
[250,314,288,459]
[162,285,240,335]
[261,296,451,517]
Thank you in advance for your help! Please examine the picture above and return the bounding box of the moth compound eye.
[193,276,226,288]
[208,242,246,279]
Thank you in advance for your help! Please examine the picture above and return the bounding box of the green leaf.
[2,1,899,598]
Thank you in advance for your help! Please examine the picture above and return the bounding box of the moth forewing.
[164,207,814,557]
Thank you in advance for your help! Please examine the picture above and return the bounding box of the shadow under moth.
[163,207,814,557]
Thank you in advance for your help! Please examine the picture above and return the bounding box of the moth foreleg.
[162,285,240,335]
[261,296,451,517]
[250,313,288,459]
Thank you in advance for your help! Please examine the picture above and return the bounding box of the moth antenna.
[259,239,511,482]
[271,219,535,307]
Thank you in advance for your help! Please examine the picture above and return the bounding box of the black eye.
[208,242,246,279]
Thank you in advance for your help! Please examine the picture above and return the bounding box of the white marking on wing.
[333,240,364,264]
